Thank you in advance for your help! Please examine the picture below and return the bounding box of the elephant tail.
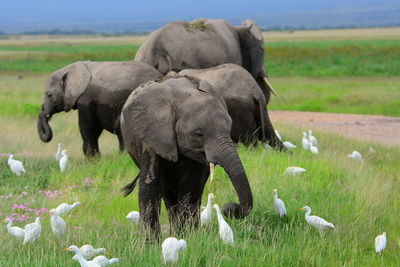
[121,174,139,197]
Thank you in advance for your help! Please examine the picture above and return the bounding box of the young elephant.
[179,64,284,150]
[37,60,161,157]
[120,75,253,238]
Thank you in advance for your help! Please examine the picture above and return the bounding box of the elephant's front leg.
[78,108,103,157]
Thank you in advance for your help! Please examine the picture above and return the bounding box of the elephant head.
[121,76,253,219]
[37,62,91,142]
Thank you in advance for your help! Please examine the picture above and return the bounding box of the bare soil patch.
[270,111,400,147]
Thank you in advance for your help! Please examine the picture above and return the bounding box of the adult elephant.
[120,75,253,238]
[37,60,161,157]
[179,64,284,150]
[135,18,276,104]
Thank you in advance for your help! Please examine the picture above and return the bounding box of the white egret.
[63,245,101,267]
[72,245,107,261]
[310,144,319,154]
[273,189,287,217]
[375,232,387,254]
[299,206,335,230]
[348,151,363,161]
[55,143,62,161]
[8,154,26,176]
[283,141,296,149]
[48,209,66,237]
[161,237,187,265]
[275,130,282,141]
[200,193,216,226]
[308,130,318,147]
[53,202,80,217]
[59,149,68,173]
[302,132,310,150]
[213,204,234,244]
[93,256,120,266]
[126,211,140,224]
[23,217,42,244]
[1,218,25,240]
[285,166,306,175]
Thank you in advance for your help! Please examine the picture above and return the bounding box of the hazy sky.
[1,0,384,22]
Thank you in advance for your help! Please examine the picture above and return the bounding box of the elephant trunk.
[206,135,253,219]
[37,105,53,142]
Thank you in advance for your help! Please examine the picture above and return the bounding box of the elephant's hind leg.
[78,108,103,158]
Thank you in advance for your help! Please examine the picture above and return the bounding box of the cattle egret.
[93,255,120,266]
[299,206,335,230]
[200,193,216,226]
[308,130,318,147]
[8,154,26,176]
[55,143,62,161]
[63,245,101,267]
[283,141,296,149]
[302,132,310,150]
[23,217,42,244]
[209,162,215,183]
[275,130,282,141]
[375,232,387,255]
[285,167,306,175]
[310,144,319,154]
[2,218,25,240]
[72,245,107,261]
[48,209,66,237]
[348,151,363,161]
[126,211,140,224]
[59,149,68,173]
[161,237,187,265]
[273,189,287,217]
[53,202,80,217]
[213,204,234,244]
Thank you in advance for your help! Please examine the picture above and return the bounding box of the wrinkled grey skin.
[179,64,285,150]
[120,75,253,239]
[37,60,161,157]
[135,18,275,103]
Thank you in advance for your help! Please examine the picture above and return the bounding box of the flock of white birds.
[3,129,388,265]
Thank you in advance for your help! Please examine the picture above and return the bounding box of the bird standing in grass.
[214,204,234,244]
[273,189,287,217]
[285,166,306,175]
[299,206,335,230]
[375,232,387,255]
[63,245,101,267]
[53,202,80,216]
[1,218,25,240]
[309,144,319,154]
[201,193,216,226]
[348,151,363,161]
[93,255,120,266]
[48,209,66,238]
[283,141,296,149]
[23,217,42,244]
[161,237,187,265]
[55,143,62,161]
[302,132,310,150]
[72,245,107,261]
[308,130,318,147]
[59,149,68,173]
[8,154,26,176]
[126,211,140,224]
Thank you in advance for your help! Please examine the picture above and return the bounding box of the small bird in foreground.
[162,237,187,265]
[275,130,282,141]
[285,167,306,175]
[47,209,66,238]
[63,245,101,267]
[126,211,140,224]
[8,154,26,176]
[59,149,68,173]
[93,255,120,266]
[53,202,81,217]
[214,204,234,244]
[72,244,108,261]
[308,130,318,147]
[309,144,319,154]
[273,189,287,217]
[302,132,310,150]
[375,232,387,255]
[23,217,42,244]
[299,206,335,230]
[283,141,296,149]
[1,218,25,240]
[201,193,216,226]
[348,151,363,161]
[55,143,62,161]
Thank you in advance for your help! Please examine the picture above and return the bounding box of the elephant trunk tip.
[222,202,252,219]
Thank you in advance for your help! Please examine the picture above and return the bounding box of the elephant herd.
[36,18,284,239]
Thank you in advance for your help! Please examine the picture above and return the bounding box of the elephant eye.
[46,92,52,98]
[194,129,204,139]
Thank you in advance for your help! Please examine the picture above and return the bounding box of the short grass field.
[0,28,399,266]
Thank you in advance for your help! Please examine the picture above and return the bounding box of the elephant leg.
[78,108,103,157]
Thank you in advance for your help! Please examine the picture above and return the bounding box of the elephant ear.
[63,62,92,111]
[241,19,263,41]
[123,84,178,162]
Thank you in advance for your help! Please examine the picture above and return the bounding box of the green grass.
[0,112,399,266]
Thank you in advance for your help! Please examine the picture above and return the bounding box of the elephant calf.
[121,75,253,238]
[37,60,161,157]
[179,64,285,150]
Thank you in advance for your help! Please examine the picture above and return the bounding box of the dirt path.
[269,111,400,147]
